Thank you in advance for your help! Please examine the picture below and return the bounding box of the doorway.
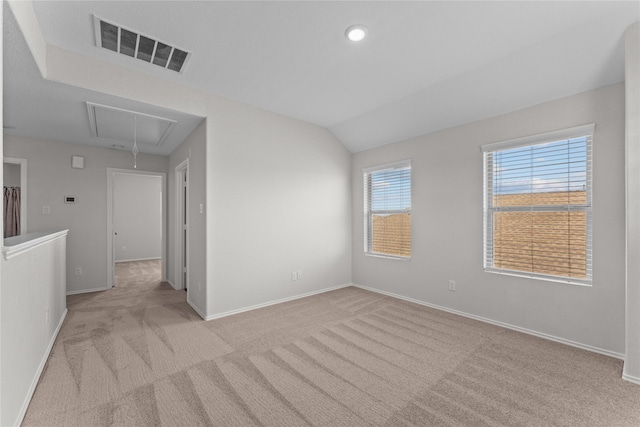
[3,157,27,237]
[175,159,189,295]
[107,168,166,288]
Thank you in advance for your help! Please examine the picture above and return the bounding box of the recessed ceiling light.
[345,25,368,42]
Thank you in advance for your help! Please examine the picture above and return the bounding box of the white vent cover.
[93,16,190,73]
[86,102,177,147]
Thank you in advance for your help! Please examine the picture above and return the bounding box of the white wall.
[624,22,640,383]
[3,163,20,187]
[1,231,67,427]
[3,136,168,294]
[206,99,352,317]
[113,174,162,262]
[352,83,626,356]
[168,120,207,315]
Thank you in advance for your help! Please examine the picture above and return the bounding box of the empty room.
[1,1,640,426]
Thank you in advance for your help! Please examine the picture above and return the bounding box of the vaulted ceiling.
[4,1,639,154]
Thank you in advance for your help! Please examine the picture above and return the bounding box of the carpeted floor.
[23,261,640,426]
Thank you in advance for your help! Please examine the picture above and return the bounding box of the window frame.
[481,124,594,285]
[363,159,412,260]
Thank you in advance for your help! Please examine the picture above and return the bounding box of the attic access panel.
[86,102,177,148]
[94,16,191,73]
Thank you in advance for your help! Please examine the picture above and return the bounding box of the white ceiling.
[4,1,640,154]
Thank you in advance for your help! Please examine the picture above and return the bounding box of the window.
[482,124,593,284]
[364,160,412,259]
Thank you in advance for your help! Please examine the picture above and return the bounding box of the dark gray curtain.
[4,186,20,238]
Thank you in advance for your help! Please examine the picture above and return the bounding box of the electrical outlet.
[46,309,50,324]
[448,280,456,291]
[75,267,82,276]
[297,271,302,280]
[122,246,127,252]
[291,272,297,281]
[42,206,51,215]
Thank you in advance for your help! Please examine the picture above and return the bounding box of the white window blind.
[482,124,593,284]
[363,160,412,259]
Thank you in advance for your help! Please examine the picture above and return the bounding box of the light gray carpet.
[23,263,640,426]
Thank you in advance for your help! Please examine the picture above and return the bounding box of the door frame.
[107,168,166,288]
[3,157,28,235]
[175,159,189,292]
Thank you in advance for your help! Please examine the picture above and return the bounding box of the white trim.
[166,279,178,290]
[107,168,166,289]
[14,308,68,427]
[3,157,28,235]
[363,158,412,174]
[115,257,161,263]
[622,371,640,385]
[66,286,109,296]
[174,159,189,292]
[352,283,624,360]
[204,284,351,321]
[480,123,595,152]
[187,298,206,320]
[3,229,68,260]
[365,253,411,261]
[484,268,592,287]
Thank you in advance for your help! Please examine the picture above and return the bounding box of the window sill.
[484,268,591,287]
[365,253,411,261]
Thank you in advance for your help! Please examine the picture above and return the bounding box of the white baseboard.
[14,308,68,427]
[187,298,206,319]
[622,371,640,385]
[204,284,351,321]
[352,283,625,361]
[115,257,161,263]
[166,280,180,290]
[66,286,108,295]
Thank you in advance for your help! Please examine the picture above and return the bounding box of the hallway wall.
[3,135,168,294]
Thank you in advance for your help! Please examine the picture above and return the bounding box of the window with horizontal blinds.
[364,160,412,258]
[482,124,593,284]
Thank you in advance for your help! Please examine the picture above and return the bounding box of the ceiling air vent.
[93,16,190,73]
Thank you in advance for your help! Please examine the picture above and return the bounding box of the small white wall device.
[71,155,85,169]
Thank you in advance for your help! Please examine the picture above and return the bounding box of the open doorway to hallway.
[107,169,166,289]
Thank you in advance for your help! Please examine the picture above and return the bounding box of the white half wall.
[3,136,168,294]
[113,173,162,262]
[1,231,67,427]
[352,83,626,356]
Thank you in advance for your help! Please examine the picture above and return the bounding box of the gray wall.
[3,136,168,294]
[113,173,162,262]
[206,98,353,317]
[624,22,640,383]
[352,83,626,356]
[3,162,20,187]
